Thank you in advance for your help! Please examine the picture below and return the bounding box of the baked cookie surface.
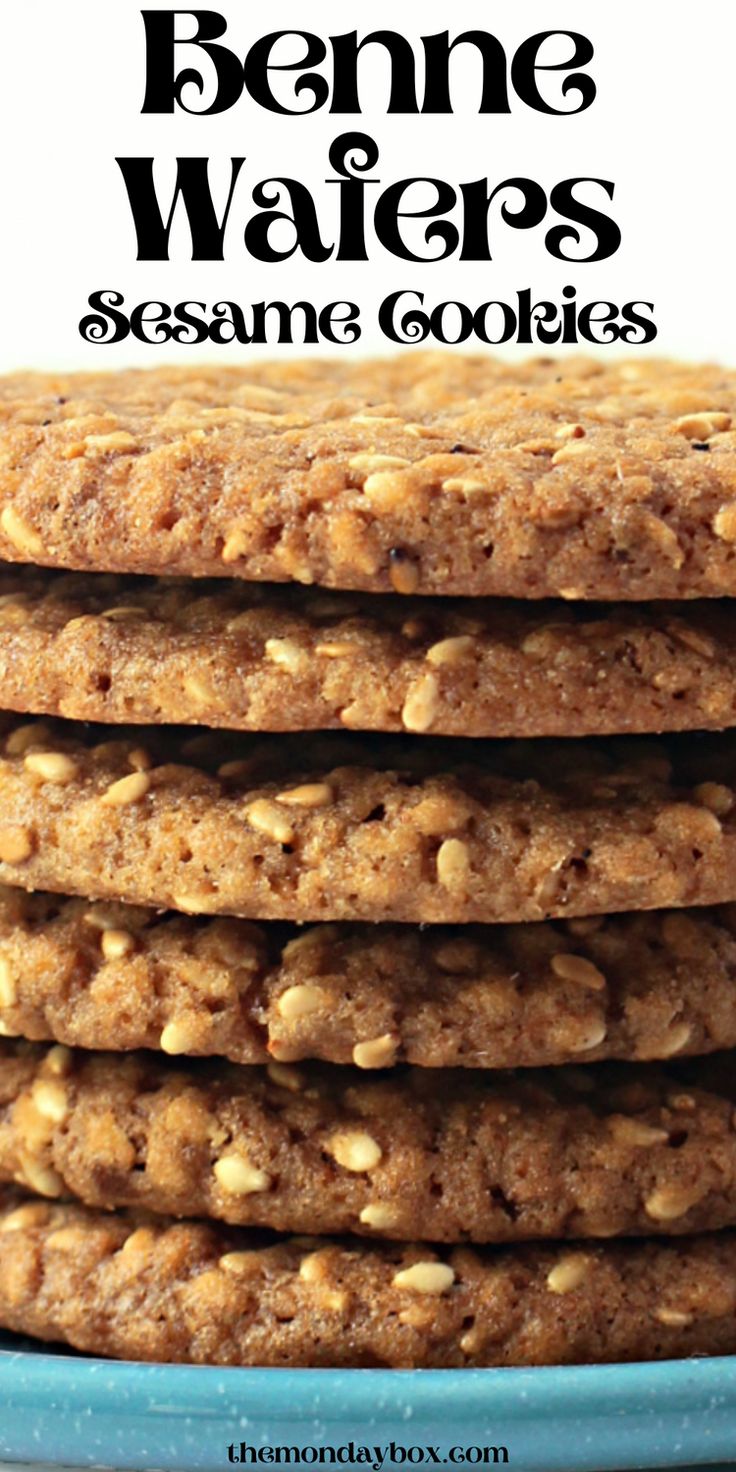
[1,568,736,737]
[2,1192,736,1366]
[3,1040,736,1244]
[1,717,736,923]
[2,358,736,598]
[3,888,736,1070]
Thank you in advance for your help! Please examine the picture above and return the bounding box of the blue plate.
[1,1338,736,1472]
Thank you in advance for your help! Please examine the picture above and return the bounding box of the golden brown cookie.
[2,358,736,599]
[2,1192,736,1366]
[3,1039,736,1244]
[3,887,736,1070]
[1,716,736,924]
[1,567,736,737]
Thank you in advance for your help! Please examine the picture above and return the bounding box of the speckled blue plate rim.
[1,1349,736,1472]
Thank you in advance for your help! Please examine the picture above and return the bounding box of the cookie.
[2,359,736,600]
[1,567,736,737]
[4,1039,736,1243]
[4,888,736,1071]
[2,1192,736,1366]
[1,716,736,924]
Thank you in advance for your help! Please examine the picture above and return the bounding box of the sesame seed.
[266,1062,305,1092]
[128,747,152,772]
[546,1254,590,1294]
[0,827,33,864]
[425,635,475,667]
[277,984,327,1020]
[0,958,17,1008]
[713,503,736,542]
[120,1227,157,1257]
[45,1226,87,1251]
[0,1202,51,1232]
[436,838,471,894]
[20,1156,63,1198]
[402,673,439,733]
[645,1183,704,1221]
[694,781,734,817]
[218,759,254,780]
[246,799,295,846]
[441,477,487,494]
[352,1034,398,1070]
[213,1153,271,1196]
[219,1251,261,1275]
[393,1261,455,1295]
[221,528,248,564]
[160,1018,200,1055]
[654,1306,693,1327]
[225,611,255,634]
[100,605,148,622]
[315,641,358,658]
[0,506,44,558]
[5,722,51,755]
[0,601,29,626]
[100,771,151,807]
[31,1079,68,1124]
[570,1019,607,1052]
[299,1249,330,1283]
[673,412,730,439]
[264,637,308,675]
[84,431,137,454]
[349,453,410,472]
[45,1046,72,1077]
[327,1130,382,1172]
[24,751,78,785]
[275,783,334,809]
[433,939,480,974]
[389,549,420,595]
[320,1288,349,1312]
[608,1117,669,1148]
[362,470,408,512]
[656,1021,693,1058]
[282,926,335,960]
[550,953,606,991]
[101,928,136,961]
[83,905,121,931]
[359,1201,399,1230]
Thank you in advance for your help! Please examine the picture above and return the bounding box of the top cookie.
[1,358,736,598]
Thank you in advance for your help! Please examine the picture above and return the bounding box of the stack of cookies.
[3,357,736,1367]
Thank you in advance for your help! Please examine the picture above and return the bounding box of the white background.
[0,0,734,369]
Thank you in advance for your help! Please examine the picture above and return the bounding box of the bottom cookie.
[2,1191,736,1367]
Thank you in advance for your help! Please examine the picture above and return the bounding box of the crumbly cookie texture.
[2,567,736,737]
[2,358,736,599]
[2,1193,736,1367]
[1,715,736,924]
[4,1040,736,1243]
[4,888,736,1071]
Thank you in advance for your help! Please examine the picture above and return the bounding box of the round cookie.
[1,358,736,599]
[3,888,736,1070]
[2,1191,736,1366]
[1,716,736,924]
[1,568,736,738]
[4,1039,736,1244]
